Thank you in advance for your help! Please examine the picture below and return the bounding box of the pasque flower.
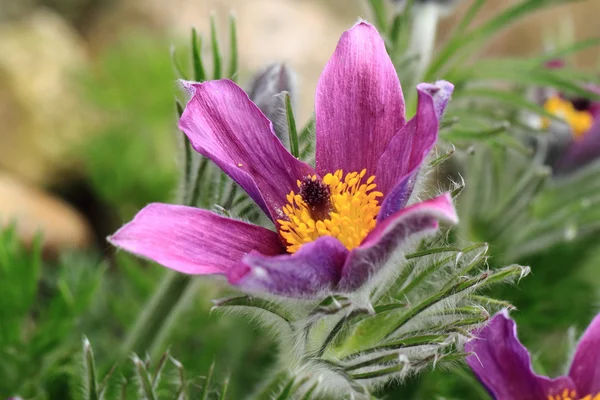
[542,91,600,174]
[533,61,600,174]
[466,311,600,400]
[109,21,456,298]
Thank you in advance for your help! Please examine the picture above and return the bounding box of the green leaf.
[151,351,169,387]
[454,0,487,34]
[274,377,296,400]
[311,295,353,316]
[299,118,315,162]
[227,14,238,80]
[201,361,215,400]
[479,265,531,288]
[429,144,455,168]
[468,295,516,311]
[170,45,188,80]
[212,296,294,324]
[285,93,300,158]
[82,337,98,400]
[210,14,222,79]
[396,254,457,298]
[219,376,230,400]
[342,334,448,360]
[299,383,319,400]
[191,28,207,82]
[132,354,157,400]
[534,36,600,64]
[344,353,403,372]
[443,121,511,141]
[367,0,388,32]
[455,61,600,100]
[349,361,407,380]
[452,87,563,121]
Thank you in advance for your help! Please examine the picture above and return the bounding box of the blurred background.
[0,0,599,398]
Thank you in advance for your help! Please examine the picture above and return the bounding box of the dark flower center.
[299,177,332,220]
[570,97,592,112]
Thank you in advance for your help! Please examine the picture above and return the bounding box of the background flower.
[466,311,600,400]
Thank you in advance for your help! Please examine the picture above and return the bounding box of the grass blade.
[285,93,299,158]
[227,14,238,80]
[210,14,222,79]
[191,28,206,82]
[201,361,215,400]
[132,354,157,400]
[83,337,98,400]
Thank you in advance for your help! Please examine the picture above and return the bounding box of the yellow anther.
[277,170,382,253]
[543,95,593,139]
[547,389,600,400]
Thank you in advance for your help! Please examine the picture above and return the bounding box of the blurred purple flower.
[533,61,600,174]
[109,22,456,298]
[466,311,600,400]
[549,91,600,174]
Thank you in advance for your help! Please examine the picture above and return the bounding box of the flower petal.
[337,193,457,292]
[229,236,349,298]
[179,79,315,221]
[376,81,454,221]
[465,311,576,400]
[315,21,405,178]
[569,313,600,394]
[554,117,600,174]
[108,203,284,275]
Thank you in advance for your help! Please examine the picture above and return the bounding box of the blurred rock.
[0,9,92,185]
[0,173,94,254]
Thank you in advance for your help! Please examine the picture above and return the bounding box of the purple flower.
[108,22,456,298]
[534,62,600,174]
[466,311,600,400]
[549,91,600,174]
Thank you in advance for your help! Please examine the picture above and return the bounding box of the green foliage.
[0,227,105,399]
[79,36,180,219]
[78,338,232,400]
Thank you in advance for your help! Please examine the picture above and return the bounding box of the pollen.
[547,389,600,400]
[543,95,593,139]
[277,169,383,253]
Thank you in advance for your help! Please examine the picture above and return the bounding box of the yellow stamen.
[547,389,600,400]
[543,95,593,139]
[277,169,382,253]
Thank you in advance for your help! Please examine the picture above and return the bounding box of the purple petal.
[315,21,405,178]
[337,193,458,292]
[465,311,576,400]
[108,203,284,275]
[228,236,349,298]
[179,79,315,221]
[569,313,600,394]
[554,116,600,174]
[376,81,454,221]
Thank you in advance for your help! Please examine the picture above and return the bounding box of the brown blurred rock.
[0,173,94,253]
[0,9,92,185]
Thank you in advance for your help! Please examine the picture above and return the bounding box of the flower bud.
[247,63,297,143]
